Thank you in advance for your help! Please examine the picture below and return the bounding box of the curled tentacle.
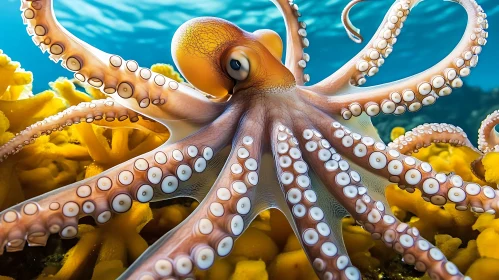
[301,0,488,119]
[341,0,364,44]
[271,0,311,85]
[312,0,416,91]
[20,0,226,125]
[0,98,145,161]
[293,121,466,279]
[478,110,499,153]
[271,123,361,280]
[309,112,499,214]
[122,108,265,279]
[0,106,242,254]
[388,123,479,155]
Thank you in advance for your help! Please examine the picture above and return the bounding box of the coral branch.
[271,122,361,280]
[20,0,226,124]
[478,110,499,153]
[296,123,466,280]
[271,0,311,85]
[0,106,242,254]
[388,123,478,155]
[302,0,488,119]
[122,108,265,279]
[0,98,144,161]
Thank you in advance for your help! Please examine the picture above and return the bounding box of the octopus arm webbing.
[271,0,311,85]
[303,0,487,120]
[271,122,361,280]
[20,0,226,125]
[121,108,265,279]
[0,98,143,162]
[310,113,499,215]
[310,0,416,93]
[0,105,242,255]
[478,110,499,153]
[388,123,480,155]
[295,121,465,280]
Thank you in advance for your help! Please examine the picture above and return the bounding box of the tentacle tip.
[348,32,364,44]
[411,0,425,9]
[341,0,364,44]
[471,157,486,182]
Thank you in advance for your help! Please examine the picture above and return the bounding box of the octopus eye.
[226,52,250,81]
[230,59,241,71]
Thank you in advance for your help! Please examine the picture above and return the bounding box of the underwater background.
[0,0,499,279]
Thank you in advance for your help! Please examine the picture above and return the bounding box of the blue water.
[0,0,498,93]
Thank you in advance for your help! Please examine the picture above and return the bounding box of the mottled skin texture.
[0,0,493,279]
[172,17,295,99]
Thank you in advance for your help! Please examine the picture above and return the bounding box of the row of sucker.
[274,124,361,280]
[0,98,142,162]
[478,110,499,153]
[0,140,214,254]
[287,0,311,83]
[21,0,186,111]
[136,134,259,280]
[351,0,412,86]
[323,120,499,215]
[340,0,488,120]
[388,123,475,155]
[299,124,468,280]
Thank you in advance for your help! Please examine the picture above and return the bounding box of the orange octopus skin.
[0,0,493,279]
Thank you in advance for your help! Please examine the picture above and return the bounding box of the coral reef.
[384,127,499,279]
[0,51,168,279]
[1,0,494,278]
[1,45,499,279]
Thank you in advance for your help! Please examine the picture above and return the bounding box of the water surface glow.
[0,0,497,92]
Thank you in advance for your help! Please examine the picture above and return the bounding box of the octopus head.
[172,17,295,98]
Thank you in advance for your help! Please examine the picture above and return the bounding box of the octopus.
[0,0,492,279]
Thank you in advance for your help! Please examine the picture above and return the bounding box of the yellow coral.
[49,77,92,106]
[481,152,499,185]
[151,63,184,83]
[0,50,32,100]
[450,240,479,273]
[416,145,483,184]
[383,127,499,279]
[231,227,279,263]
[268,250,318,280]
[38,203,152,279]
[4,50,499,280]
[0,51,185,279]
[390,126,406,141]
[230,260,268,280]
[466,258,499,279]
[0,52,85,209]
[342,217,381,270]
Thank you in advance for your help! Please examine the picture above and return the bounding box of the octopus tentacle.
[294,122,465,279]
[271,0,311,85]
[0,98,144,161]
[20,0,226,125]
[122,109,265,279]
[388,123,479,155]
[478,110,499,153]
[341,0,364,44]
[301,0,487,120]
[313,0,415,91]
[310,113,499,214]
[271,123,361,280]
[0,106,242,254]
